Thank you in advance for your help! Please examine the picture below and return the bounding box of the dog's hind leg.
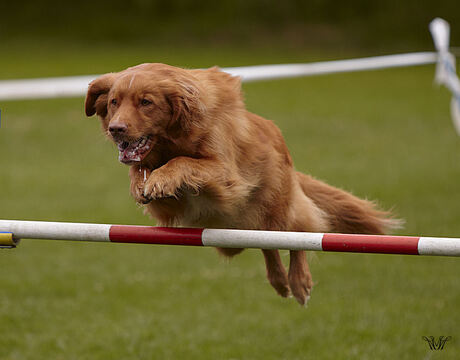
[285,186,328,306]
[262,249,291,298]
[288,250,312,306]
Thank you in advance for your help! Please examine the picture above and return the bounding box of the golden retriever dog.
[85,63,398,305]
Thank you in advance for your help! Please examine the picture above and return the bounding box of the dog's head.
[85,63,206,165]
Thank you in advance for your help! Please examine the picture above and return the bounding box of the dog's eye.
[140,99,152,106]
[111,99,118,106]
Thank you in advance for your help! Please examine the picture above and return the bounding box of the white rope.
[224,52,438,81]
[0,18,457,136]
[0,75,96,101]
[430,18,460,135]
[0,52,438,101]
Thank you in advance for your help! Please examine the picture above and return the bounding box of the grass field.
[1,44,460,359]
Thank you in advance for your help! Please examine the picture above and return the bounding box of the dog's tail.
[296,172,402,235]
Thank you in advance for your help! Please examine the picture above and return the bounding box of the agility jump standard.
[1,220,459,256]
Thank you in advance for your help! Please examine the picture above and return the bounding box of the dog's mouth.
[116,136,153,164]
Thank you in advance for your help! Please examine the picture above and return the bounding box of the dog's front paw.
[130,167,152,204]
[143,170,182,200]
[133,182,152,204]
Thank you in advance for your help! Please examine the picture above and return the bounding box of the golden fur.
[85,63,398,305]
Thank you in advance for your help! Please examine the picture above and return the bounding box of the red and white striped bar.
[0,219,459,256]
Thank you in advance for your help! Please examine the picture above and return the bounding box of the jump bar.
[0,219,459,256]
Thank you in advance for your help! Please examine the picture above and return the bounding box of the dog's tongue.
[119,142,141,163]
[117,137,152,164]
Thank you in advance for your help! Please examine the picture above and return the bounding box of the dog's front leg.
[143,157,223,200]
[129,165,153,204]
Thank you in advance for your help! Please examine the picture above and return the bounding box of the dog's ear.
[85,73,117,117]
[161,79,206,134]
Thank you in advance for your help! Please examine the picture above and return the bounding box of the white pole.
[1,219,460,256]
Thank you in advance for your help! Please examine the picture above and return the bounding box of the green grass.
[1,44,460,359]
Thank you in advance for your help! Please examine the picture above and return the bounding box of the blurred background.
[1,1,460,359]
[1,0,459,51]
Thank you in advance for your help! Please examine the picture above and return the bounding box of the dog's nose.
[109,123,128,135]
